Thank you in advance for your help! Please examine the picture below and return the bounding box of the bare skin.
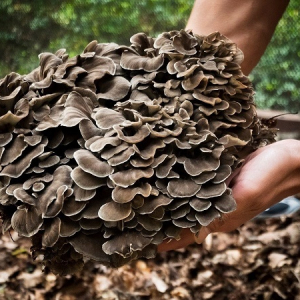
[158,0,300,252]
[186,0,290,75]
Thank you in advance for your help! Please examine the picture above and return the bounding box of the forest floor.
[1,211,300,300]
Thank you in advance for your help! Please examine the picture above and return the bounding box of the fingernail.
[194,226,210,244]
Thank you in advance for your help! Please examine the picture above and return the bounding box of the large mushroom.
[0,30,276,275]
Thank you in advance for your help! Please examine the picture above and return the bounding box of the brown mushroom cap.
[0,29,276,274]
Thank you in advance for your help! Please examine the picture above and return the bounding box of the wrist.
[284,139,300,170]
[277,139,300,198]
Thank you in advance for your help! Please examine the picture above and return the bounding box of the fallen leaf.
[17,269,43,288]
[268,253,291,269]
[0,266,19,283]
[151,271,168,293]
[171,286,192,300]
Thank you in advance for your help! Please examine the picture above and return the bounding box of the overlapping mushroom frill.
[0,30,275,274]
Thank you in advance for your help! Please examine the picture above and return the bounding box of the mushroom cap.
[0,29,276,274]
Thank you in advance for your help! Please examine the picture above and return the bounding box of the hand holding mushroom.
[158,139,300,251]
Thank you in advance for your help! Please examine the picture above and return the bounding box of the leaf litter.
[1,211,300,299]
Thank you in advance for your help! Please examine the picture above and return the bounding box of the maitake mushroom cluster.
[0,30,275,274]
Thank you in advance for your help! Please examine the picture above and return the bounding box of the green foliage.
[0,0,299,110]
[0,0,64,75]
[0,0,193,75]
[250,0,300,111]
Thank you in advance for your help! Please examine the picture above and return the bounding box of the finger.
[205,195,263,234]
[194,226,211,244]
[157,229,194,252]
[225,165,243,187]
[157,227,210,252]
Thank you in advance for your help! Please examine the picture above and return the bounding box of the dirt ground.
[1,211,300,300]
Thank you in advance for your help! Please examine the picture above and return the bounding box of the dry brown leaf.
[268,252,291,269]
[17,269,44,288]
[0,266,19,283]
[170,286,192,300]
[151,271,169,293]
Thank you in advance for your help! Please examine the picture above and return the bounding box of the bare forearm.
[186,0,289,74]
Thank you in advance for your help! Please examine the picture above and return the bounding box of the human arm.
[158,0,295,253]
[158,139,300,252]
[186,0,290,75]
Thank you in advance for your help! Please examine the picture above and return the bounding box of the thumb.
[194,226,212,244]
[157,226,211,252]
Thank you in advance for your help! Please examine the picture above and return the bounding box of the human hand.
[158,139,300,252]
